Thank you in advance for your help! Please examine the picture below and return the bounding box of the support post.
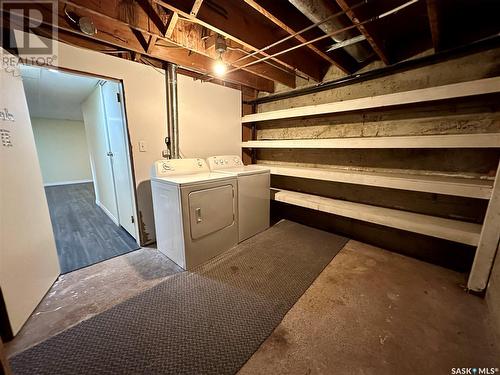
[468,160,500,292]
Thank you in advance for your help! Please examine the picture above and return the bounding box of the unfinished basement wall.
[253,47,500,271]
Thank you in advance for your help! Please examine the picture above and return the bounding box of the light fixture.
[213,35,227,76]
[64,6,97,36]
[213,56,227,76]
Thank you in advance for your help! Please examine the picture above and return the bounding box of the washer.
[151,158,238,269]
[207,155,270,242]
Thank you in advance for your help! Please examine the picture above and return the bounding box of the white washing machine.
[151,158,238,269]
[207,155,270,242]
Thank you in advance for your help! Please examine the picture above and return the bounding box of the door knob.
[195,208,202,223]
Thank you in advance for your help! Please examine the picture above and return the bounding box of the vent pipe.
[166,63,179,159]
[288,0,372,63]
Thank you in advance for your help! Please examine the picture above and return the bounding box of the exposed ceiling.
[21,65,99,121]
[3,0,500,97]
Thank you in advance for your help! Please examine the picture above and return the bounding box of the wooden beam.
[334,0,390,65]
[190,0,204,17]
[8,3,274,92]
[468,161,500,292]
[153,0,329,82]
[136,0,167,35]
[60,0,292,87]
[241,0,350,74]
[171,20,295,87]
[146,35,158,54]
[242,77,500,122]
[165,12,178,38]
[426,0,441,51]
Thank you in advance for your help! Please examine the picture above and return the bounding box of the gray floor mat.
[10,220,348,375]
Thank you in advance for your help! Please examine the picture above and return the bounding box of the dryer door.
[188,185,235,240]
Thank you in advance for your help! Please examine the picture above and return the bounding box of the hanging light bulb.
[213,54,227,76]
[213,35,227,76]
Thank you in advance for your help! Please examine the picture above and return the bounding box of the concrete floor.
[238,240,500,374]
[6,240,500,373]
[5,247,182,357]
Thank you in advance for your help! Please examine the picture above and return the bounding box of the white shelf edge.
[254,165,493,199]
[271,189,482,246]
[242,76,500,123]
[241,133,500,149]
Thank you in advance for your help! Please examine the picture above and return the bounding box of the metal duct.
[166,63,179,159]
[288,0,372,62]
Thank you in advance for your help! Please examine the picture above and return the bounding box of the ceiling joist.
[153,0,329,82]
[4,2,274,92]
[240,0,350,74]
[334,0,390,65]
[60,0,294,88]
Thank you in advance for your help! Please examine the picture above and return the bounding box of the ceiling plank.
[241,0,350,74]
[60,0,294,87]
[334,0,390,65]
[153,0,329,82]
[5,3,274,92]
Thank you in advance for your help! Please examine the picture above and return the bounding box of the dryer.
[151,158,238,269]
[207,155,270,242]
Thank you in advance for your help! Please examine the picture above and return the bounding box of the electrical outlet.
[139,141,147,152]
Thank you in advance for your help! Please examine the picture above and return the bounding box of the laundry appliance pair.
[151,156,269,269]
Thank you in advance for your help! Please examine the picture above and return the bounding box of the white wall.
[0,51,60,335]
[17,35,242,245]
[31,117,92,185]
[49,39,168,244]
[177,74,242,159]
[81,85,119,223]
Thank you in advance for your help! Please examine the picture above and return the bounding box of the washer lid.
[152,172,235,186]
[212,165,270,176]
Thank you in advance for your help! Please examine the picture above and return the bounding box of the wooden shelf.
[242,77,500,123]
[271,189,482,246]
[242,133,500,149]
[255,164,493,199]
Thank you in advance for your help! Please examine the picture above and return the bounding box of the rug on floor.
[10,220,348,375]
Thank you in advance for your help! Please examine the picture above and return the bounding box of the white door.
[0,50,60,336]
[101,82,136,238]
[188,185,235,239]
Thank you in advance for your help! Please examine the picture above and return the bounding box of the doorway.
[20,65,139,273]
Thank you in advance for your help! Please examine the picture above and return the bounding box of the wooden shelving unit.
[254,164,493,199]
[272,189,482,246]
[242,133,500,149]
[242,77,500,123]
[243,77,500,293]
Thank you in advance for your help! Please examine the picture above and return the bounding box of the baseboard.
[44,179,93,187]
[96,200,119,226]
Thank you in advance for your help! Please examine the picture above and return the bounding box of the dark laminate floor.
[45,182,139,274]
